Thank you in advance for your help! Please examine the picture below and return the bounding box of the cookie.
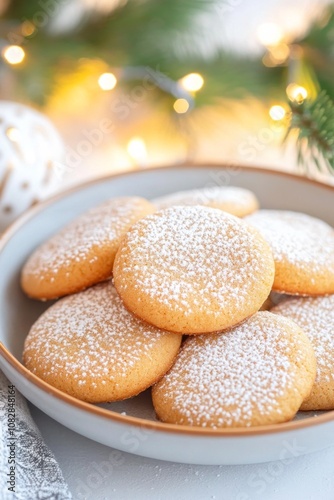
[152,311,316,428]
[113,206,275,334]
[152,186,259,217]
[23,282,182,403]
[245,210,334,295]
[21,197,155,300]
[272,295,334,410]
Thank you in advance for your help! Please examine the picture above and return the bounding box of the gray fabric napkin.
[0,370,72,500]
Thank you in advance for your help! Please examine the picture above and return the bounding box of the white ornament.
[0,101,65,232]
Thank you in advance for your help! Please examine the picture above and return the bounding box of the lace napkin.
[0,370,72,499]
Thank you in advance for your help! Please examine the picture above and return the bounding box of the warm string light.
[286,83,308,103]
[97,68,197,115]
[257,23,284,47]
[6,127,20,142]
[2,45,25,65]
[270,44,290,62]
[258,22,310,112]
[127,137,147,165]
[269,105,287,121]
[21,20,36,37]
[98,72,117,90]
[179,72,204,92]
[171,72,204,114]
[262,43,290,67]
[173,98,190,114]
[258,22,290,68]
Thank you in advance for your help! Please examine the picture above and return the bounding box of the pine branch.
[287,91,334,173]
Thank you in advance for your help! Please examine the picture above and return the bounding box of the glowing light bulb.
[179,73,204,92]
[257,23,283,47]
[269,105,287,121]
[2,45,25,65]
[98,72,117,91]
[286,83,308,103]
[21,21,36,37]
[262,53,277,67]
[173,98,190,114]
[269,43,290,63]
[127,137,147,165]
[6,127,20,142]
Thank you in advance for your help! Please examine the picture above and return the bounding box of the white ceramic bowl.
[1,165,334,466]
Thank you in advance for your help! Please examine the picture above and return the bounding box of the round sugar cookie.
[23,283,182,403]
[272,295,334,410]
[245,210,334,295]
[152,311,316,428]
[21,197,155,300]
[113,206,275,334]
[152,186,259,217]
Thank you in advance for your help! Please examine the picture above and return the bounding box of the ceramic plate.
[1,165,334,465]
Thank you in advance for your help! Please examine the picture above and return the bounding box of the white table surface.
[29,404,334,500]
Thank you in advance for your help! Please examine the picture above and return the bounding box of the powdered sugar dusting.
[245,210,334,271]
[24,197,153,278]
[117,206,273,315]
[152,186,258,215]
[23,282,170,386]
[155,312,307,427]
[273,295,334,384]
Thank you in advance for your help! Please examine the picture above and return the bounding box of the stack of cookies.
[21,185,334,428]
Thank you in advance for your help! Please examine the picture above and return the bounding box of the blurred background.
[0,0,334,191]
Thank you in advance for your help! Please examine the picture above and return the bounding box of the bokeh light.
[179,73,204,92]
[98,72,117,90]
[2,45,25,65]
[173,98,190,114]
